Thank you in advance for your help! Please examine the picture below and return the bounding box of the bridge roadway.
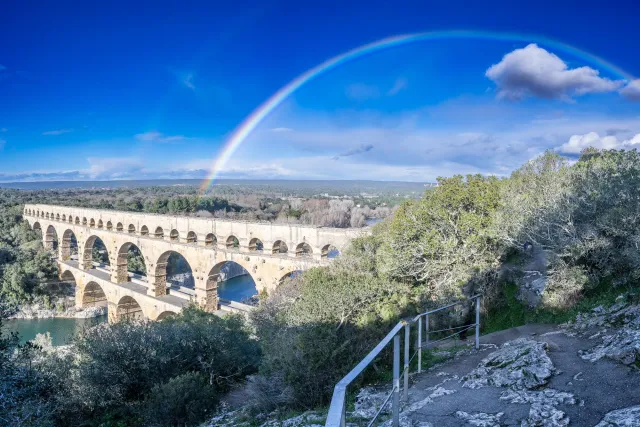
[23,204,365,320]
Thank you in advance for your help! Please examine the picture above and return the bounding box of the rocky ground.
[208,297,640,426]
[9,300,107,319]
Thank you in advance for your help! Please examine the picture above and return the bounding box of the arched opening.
[75,216,80,225]
[60,229,79,261]
[82,281,108,308]
[272,240,288,254]
[83,236,110,270]
[321,244,340,259]
[82,217,87,226]
[156,311,176,321]
[249,238,263,251]
[116,222,123,232]
[116,296,144,321]
[186,231,197,244]
[154,227,164,239]
[98,219,103,228]
[279,270,302,284]
[226,235,240,250]
[208,261,257,308]
[155,251,194,297]
[205,233,216,247]
[68,215,73,223]
[46,213,50,219]
[106,221,113,231]
[32,221,41,233]
[89,218,95,227]
[62,214,66,222]
[116,242,147,283]
[141,225,149,236]
[59,269,78,306]
[296,242,313,258]
[128,224,136,234]
[56,214,60,221]
[170,229,179,242]
[45,225,59,252]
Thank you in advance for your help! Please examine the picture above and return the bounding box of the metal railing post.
[393,334,400,427]
[475,295,481,349]
[404,323,410,402]
[425,313,430,349]
[417,316,422,373]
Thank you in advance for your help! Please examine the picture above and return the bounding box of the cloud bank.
[558,132,640,154]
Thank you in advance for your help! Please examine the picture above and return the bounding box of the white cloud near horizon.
[42,129,73,136]
[486,44,621,101]
[387,77,408,96]
[270,127,293,132]
[557,132,640,154]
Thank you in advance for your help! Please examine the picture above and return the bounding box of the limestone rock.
[455,411,504,426]
[580,327,640,365]
[352,387,391,419]
[522,403,569,427]
[595,405,640,426]
[462,338,555,390]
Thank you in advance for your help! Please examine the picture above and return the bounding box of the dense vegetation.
[249,149,640,409]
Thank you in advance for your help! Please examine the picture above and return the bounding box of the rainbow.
[199,30,635,192]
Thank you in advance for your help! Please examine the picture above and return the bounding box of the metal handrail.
[325,294,482,427]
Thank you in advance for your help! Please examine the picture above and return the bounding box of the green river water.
[4,275,258,346]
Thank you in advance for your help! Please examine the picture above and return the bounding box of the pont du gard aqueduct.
[23,204,365,322]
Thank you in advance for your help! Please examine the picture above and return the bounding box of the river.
[4,274,258,346]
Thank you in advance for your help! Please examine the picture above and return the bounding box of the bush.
[143,372,216,426]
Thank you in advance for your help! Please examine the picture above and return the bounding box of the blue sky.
[0,0,639,182]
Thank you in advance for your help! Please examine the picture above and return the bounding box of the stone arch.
[205,233,216,247]
[321,244,340,259]
[156,311,176,321]
[46,213,50,219]
[82,281,107,308]
[296,242,313,258]
[169,229,179,242]
[56,213,60,221]
[116,222,123,232]
[98,219,103,229]
[82,217,87,226]
[60,269,77,285]
[45,225,59,252]
[154,227,164,239]
[116,296,144,321]
[62,214,66,222]
[83,235,110,270]
[32,221,41,232]
[106,221,113,230]
[75,216,80,225]
[249,238,263,251]
[89,218,95,227]
[186,231,197,244]
[207,261,256,309]
[68,215,73,223]
[272,240,288,254]
[226,235,240,249]
[128,224,136,234]
[154,250,195,296]
[60,229,78,261]
[279,270,302,283]
[116,242,147,283]
[141,225,149,236]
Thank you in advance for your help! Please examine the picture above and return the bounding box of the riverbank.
[9,302,107,320]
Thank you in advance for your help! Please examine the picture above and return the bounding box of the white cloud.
[558,132,640,154]
[86,157,145,178]
[183,72,195,90]
[0,65,6,71]
[0,128,6,132]
[387,77,408,96]
[0,139,5,150]
[270,127,293,133]
[135,131,185,143]
[486,44,621,101]
[42,129,73,136]
[620,79,640,101]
